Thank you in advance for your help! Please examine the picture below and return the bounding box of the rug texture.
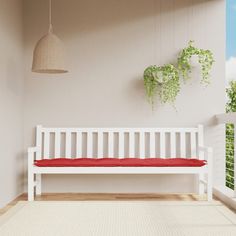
[0,201,236,236]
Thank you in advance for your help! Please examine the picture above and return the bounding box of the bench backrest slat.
[87,132,93,158]
[76,132,82,158]
[108,132,114,158]
[190,131,197,157]
[65,131,72,158]
[129,132,135,158]
[139,132,145,159]
[149,132,155,158]
[160,132,165,158]
[36,125,42,160]
[43,131,50,159]
[118,132,125,158]
[97,132,103,158]
[198,125,204,160]
[170,132,176,158]
[35,126,203,160]
[54,131,60,157]
[180,131,186,158]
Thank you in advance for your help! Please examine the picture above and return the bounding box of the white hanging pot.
[190,54,200,68]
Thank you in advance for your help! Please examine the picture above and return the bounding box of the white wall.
[0,0,24,208]
[23,0,225,193]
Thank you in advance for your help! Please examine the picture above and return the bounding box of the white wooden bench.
[28,125,213,201]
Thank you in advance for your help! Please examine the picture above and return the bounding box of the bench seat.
[34,158,207,167]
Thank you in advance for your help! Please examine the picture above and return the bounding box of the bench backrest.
[35,125,204,160]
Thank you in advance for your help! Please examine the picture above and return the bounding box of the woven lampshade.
[32,32,68,73]
[32,0,68,74]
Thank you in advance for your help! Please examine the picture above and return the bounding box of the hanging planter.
[177,40,214,84]
[143,64,180,106]
[143,41,215,109]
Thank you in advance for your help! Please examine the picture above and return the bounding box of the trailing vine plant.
[225,81,236,189]
[143,41,214,108]
[177,40,214,85]
[143,64,180,107]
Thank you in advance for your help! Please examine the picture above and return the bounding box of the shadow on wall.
[16,151,25,194]
[23,0,223,126]
[7,58,23,96]
[26,0,207,39]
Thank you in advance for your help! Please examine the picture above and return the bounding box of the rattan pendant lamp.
[32,0,68,73]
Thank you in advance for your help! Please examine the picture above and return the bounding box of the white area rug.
[0,201,236,236]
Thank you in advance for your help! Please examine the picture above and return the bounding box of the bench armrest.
[198,146,213,154]
[28,146,40,153]
[198,146,213,167]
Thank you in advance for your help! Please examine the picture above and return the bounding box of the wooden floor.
[0,193,211,216]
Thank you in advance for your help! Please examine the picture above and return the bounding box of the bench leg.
[207,148,213,201]
[196,173,205,195]
[36,174,42,196]
[207,171,213,201]
[28,170,34,201]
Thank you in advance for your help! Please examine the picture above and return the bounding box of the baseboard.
[213,187,236,211]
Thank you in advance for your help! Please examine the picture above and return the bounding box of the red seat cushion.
[34,158,206,167]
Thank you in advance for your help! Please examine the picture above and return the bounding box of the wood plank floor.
[0,193,213,216]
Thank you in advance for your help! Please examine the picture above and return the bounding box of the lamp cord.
[49,0,53,33]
